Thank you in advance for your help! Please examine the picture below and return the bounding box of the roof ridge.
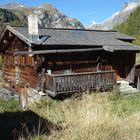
[11,25,117,32]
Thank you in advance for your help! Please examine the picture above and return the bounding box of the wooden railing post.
[53,76,56,94]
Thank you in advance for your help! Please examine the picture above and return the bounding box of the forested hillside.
[0,8,22,27]
[114,6,140,45]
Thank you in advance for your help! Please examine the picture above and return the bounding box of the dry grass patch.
[30,93,140,140]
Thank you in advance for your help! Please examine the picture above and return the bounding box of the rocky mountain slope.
[88,1,140,30]
[0,3,84,29]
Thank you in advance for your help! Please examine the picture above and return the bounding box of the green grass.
[1,91,140,139]
[110,94,140,116]
[0,98,21,112]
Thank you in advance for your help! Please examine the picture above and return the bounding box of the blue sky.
[0,0,128,25]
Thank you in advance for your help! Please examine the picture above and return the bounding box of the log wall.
[2,37,38,95]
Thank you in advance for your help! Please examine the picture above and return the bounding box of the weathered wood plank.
[14,48,103,56]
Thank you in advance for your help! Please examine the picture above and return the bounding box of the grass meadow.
[1,90,140,139]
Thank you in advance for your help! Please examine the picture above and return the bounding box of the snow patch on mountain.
[87,1,140,30]
[85,21,97,29]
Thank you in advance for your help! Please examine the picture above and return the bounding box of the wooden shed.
[0,25,140,103]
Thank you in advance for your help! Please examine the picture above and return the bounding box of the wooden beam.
[14,48,103,56]
[50,70,116,77]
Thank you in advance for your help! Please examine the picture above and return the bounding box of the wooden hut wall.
[2,37,38,92]
[35,51,113,75]
[36,51,136,83]
[109,52,136,82]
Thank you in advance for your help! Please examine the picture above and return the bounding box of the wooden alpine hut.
[0,15,140,106]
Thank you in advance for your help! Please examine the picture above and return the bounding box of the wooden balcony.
[45,70,117,97]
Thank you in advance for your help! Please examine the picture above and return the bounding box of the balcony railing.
[45,70,116,97]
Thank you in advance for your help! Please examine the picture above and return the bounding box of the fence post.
[53,76,56,94]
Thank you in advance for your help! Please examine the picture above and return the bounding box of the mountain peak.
[122,1,138,12]
[85,21,97,29]
[38,3,56,10]
[122,2,129,10]
[37,3,59,15]
[87,1,140,30]
[0,2,84,29]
